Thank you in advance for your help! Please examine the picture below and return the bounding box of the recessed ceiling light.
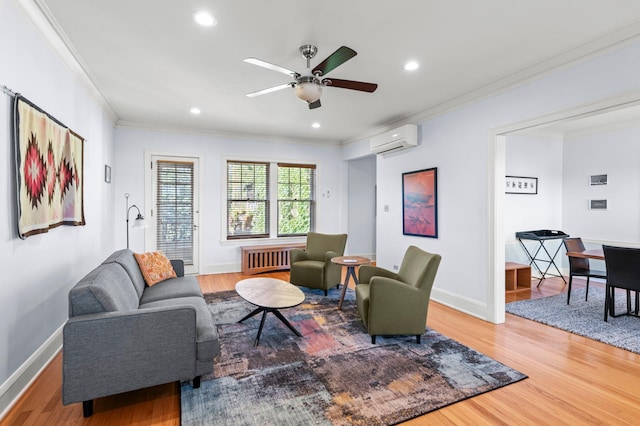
[312,122,321,129]
[193,11,217,27]
[404,61,419,71]
[190,107,201,115]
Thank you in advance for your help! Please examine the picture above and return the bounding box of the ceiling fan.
[244,45,378,109]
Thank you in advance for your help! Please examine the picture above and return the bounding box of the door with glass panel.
[149,156,199,274]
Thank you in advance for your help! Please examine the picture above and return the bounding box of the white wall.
[505,134,564,266]
[347,39,640,320]
[114,128,347,273]
[562,126,640,243]
[347,155,376,258]
[0,0,115,412]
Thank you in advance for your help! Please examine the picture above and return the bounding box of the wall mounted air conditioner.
[369,124,418,155]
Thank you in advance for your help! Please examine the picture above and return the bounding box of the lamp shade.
[295,82,322,103]
[132,214,147,229]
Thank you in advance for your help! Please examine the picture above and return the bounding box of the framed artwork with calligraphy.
[506,176,538,195]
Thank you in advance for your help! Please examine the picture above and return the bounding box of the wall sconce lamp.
[125,193,147,249]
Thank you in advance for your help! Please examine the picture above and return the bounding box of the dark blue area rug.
[506,287,640,354]
[181,288,527,425]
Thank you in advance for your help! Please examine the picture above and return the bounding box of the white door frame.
[144,151,203,275]
[488,91,640,323]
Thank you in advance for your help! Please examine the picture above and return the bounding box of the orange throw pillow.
[134,251,177,286]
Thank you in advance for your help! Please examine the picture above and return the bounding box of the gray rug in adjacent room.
[506,287,640,354]
[181,289,527,426]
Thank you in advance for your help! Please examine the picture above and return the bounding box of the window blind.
[277,163,315,236]
[156,160,194,263]
[227,161,269,239]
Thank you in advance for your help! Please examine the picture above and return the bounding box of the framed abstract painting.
[402,167,437,238]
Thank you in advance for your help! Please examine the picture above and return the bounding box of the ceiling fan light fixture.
[295,76,322,103]
[295,82,322,103]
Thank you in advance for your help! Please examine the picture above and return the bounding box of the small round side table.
[331,256,371,310]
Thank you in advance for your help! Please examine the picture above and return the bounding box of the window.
[277,163,315,236]
[156,160,195,263]
[227,161,269,239]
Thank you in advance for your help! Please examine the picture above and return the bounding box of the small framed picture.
[590,174,607,185]
[589,199,607,210]
[506,176,538,194]
[105,165,112,183]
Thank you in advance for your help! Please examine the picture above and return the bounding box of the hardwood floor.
[3,273,640,425]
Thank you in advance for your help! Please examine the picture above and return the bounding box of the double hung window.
[227,161,269,239]
[226,161,315,239]
[277,163,315,236]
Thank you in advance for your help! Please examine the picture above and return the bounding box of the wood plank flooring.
[3,272,640,425]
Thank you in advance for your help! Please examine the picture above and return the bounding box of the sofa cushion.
[102,249,147,298]
[139,276,203,305]
[134,251,177,286]
[139,297,219,361]
[69,263,139,317]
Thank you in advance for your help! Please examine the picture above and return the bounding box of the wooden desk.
[566,249,604,260]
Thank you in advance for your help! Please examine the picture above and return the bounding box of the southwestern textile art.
[14,96,85,239]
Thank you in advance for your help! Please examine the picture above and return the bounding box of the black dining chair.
[563,238,606,305]
[603,245,640,322]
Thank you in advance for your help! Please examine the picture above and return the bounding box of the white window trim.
[221,156,316,244]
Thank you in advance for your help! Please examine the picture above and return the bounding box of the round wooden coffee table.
[235,277,305,346]
[331,256,371,310]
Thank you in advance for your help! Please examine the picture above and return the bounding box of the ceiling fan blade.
[324,78,378,93]
[308,99,321,109]
[312,46,357,76]
[246,83,292,97]
[244,58,298,77]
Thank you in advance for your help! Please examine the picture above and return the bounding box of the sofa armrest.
[290,248,308,264]
[324,250,340,263]
[358,265,399,284]
[63,305,198,405]
[170,259,185,277]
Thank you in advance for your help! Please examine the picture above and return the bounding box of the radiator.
[241,243,306,275]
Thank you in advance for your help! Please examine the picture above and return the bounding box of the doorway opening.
[489,93,640,323]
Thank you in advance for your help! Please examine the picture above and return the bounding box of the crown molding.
[16,0,119,123]
[115,120,341,146]
[351,20,640,145]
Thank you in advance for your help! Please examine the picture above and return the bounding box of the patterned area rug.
[181,288,527,425]
[506,287,640,354]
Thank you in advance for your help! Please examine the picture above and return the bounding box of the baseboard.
[0,325,63,420]
[430,287,489,321]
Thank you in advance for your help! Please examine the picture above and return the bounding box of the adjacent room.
[3,0,640,424]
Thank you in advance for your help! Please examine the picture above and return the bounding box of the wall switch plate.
[384,205,389,212]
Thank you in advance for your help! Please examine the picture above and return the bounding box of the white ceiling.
[34,0,640,143]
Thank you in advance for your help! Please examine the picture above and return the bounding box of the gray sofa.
[62,249,219,417]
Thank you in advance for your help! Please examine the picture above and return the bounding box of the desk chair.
[563,238,606,305]
[603,245,640,322]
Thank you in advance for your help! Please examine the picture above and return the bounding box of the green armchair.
[356,246,441,344]
[289,232,348,295]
